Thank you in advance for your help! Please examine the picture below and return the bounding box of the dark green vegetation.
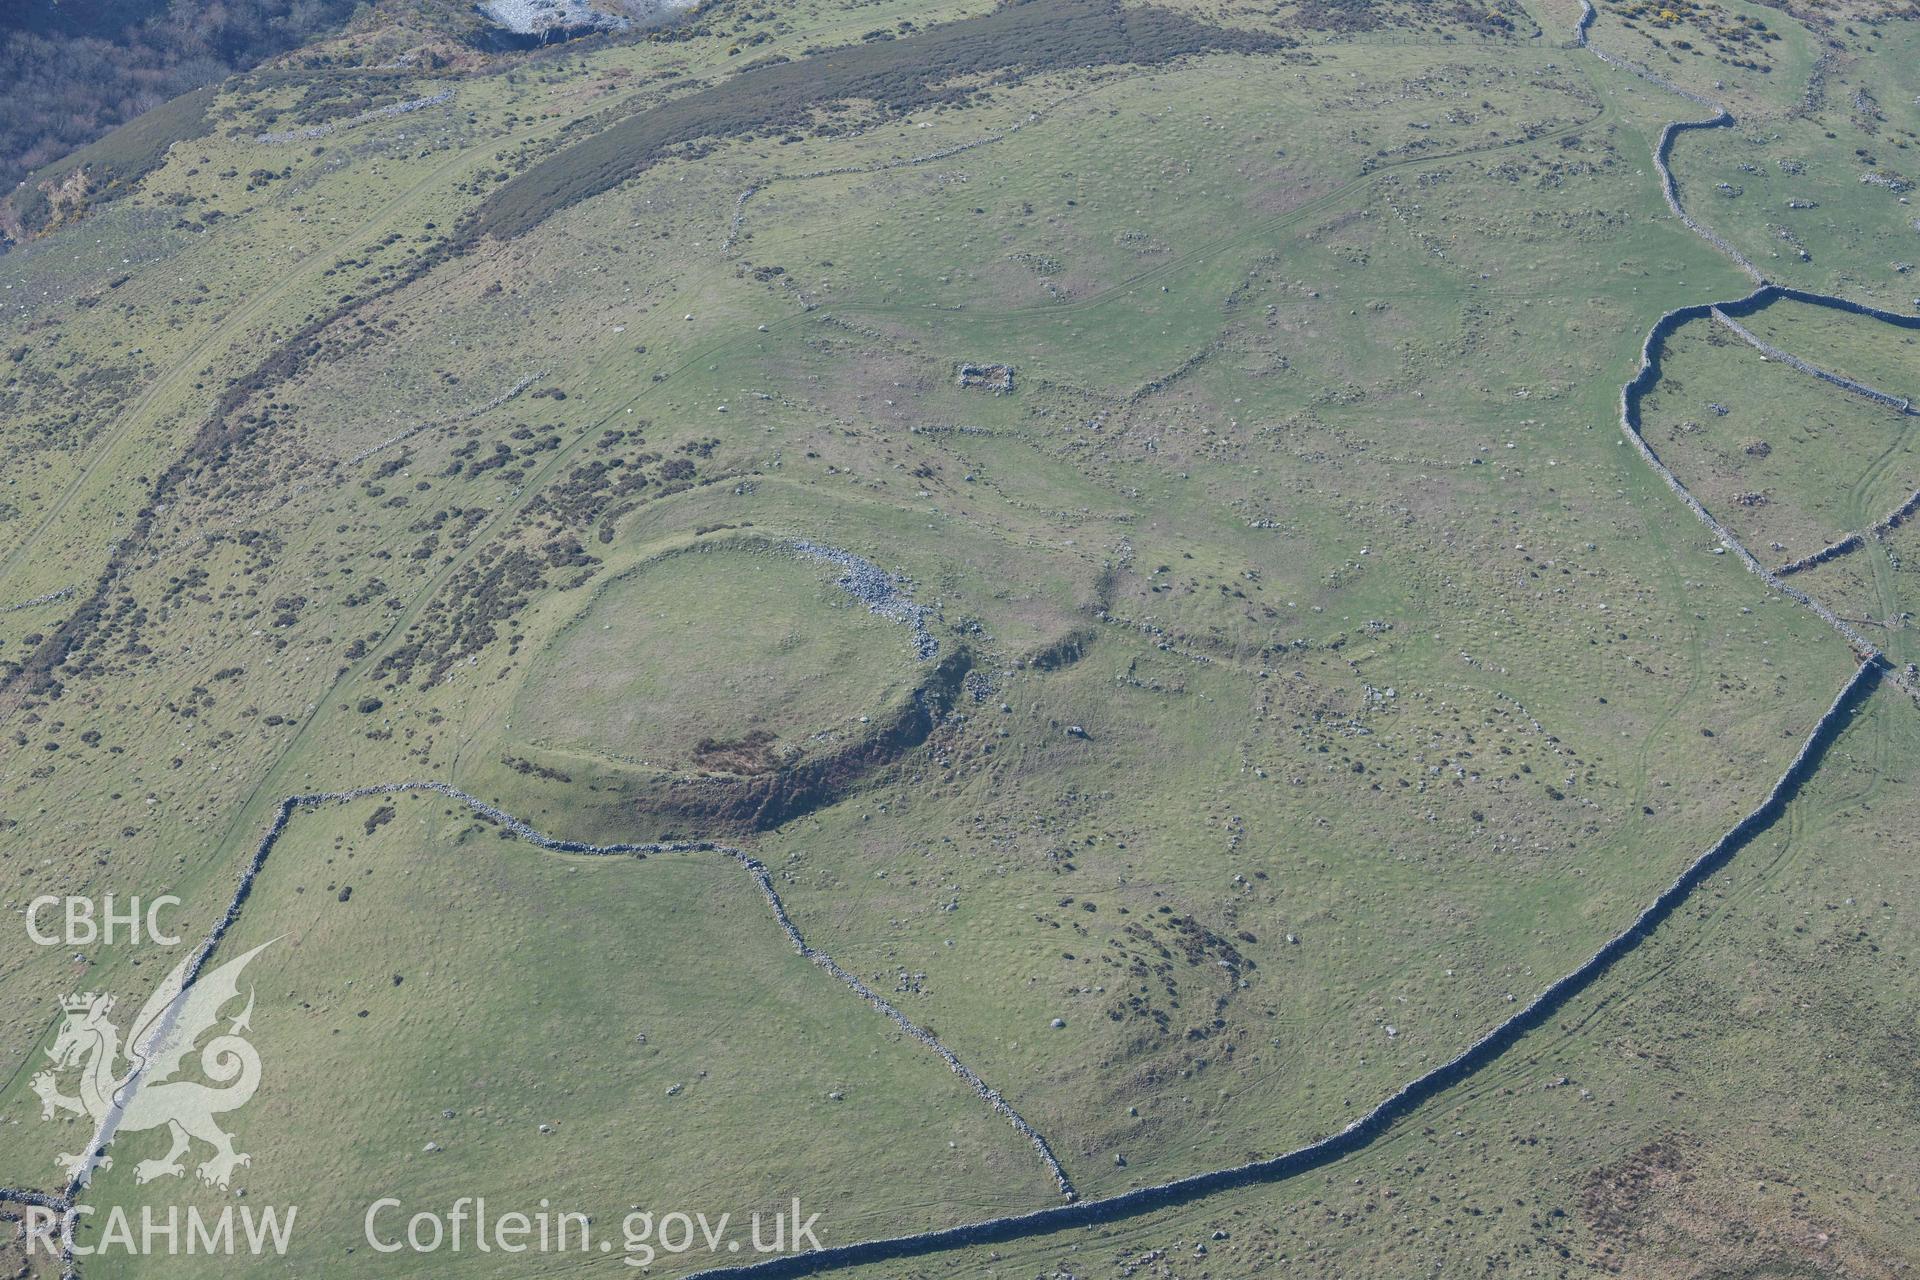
[4,85,217,238]
[472,0,1294,239]
[0,0,361,206]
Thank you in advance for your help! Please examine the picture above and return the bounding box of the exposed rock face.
[476,0,694,42]
[479,0,631,37]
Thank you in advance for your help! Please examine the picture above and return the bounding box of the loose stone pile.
[672,670,1882,1280]
[22,11,1919,1279]
[793,541,938,660]
[256,89,455,145]
[955,363,1015,393]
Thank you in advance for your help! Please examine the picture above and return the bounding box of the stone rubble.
[722,91,1087,255]
[0,585,74,615]
[793,541,938,660]
[256,89,455,145]
[17,9,1915,1279]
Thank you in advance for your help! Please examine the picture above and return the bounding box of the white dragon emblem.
[31,941,272,1189]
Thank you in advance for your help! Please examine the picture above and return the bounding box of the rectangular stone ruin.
[956,362,1015,393]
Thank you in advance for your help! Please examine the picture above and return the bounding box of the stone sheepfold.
[16,6,1916,1277]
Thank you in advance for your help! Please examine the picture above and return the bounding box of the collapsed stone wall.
[647,648,969,832]
[664,11,1916,1274]
[348,369,548,465]
[29,8,1919,1274]
[1574,0,1762,282]
[0,1184,70,1269]
[256,88,455,145]
[793,540,938,660]
[0,585,74,615]
[81,638,1872,1271]
[1615,285,1920,702]
[722,90,1087,255]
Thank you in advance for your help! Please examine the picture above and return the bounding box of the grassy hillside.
[2,0,1916,1275]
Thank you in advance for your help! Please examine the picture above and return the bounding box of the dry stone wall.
[24,9,1920,1278]
[60,779,1073,1219]
[1575,0,1762,281]
[1710,307,1914,413]
[678,661,1879,1280]
[1776,533,1866,577]
[256,89,455,145]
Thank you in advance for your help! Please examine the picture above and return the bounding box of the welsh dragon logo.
[31,941,273,1189]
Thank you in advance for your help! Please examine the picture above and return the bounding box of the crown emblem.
[61,992,109,1014]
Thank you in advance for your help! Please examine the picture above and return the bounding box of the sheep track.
[13,6,1919,1278]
